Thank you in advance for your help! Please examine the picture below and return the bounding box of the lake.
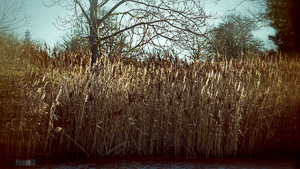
[3,156,299,168]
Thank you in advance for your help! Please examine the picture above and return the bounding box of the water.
[2,156,299,168]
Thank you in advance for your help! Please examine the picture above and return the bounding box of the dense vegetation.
[0,35,299,158]
[266,0,300,54]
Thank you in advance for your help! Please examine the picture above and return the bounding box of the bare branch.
[74,0,91,25]
[98,0,110,8]
[0,0,32,34]
[97,0,128,28]
[49,0,216,65]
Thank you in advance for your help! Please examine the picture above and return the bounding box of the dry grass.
[1,35,300,158]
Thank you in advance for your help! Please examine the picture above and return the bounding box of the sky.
[15,0,275,50]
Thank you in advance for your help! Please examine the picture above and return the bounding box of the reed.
[1,35,299,158]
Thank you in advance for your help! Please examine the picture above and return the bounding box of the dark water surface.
[2,156,299,169]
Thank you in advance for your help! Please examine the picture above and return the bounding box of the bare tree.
[0,0,32,35]
[46,0,216,66]
[95,6,129,58]
[56,7,129,57]
[206,14,265,59]
[182,0,269,61]
[57,8,128,57]
[57,27,89,53]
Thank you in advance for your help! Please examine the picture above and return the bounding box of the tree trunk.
[90,31,99,65]
[90,0,99,66]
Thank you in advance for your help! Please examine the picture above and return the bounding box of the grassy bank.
[1,36,300,158]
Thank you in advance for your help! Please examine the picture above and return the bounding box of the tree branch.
[74,0,91,25]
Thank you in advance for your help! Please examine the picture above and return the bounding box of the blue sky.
[17,0,275,50]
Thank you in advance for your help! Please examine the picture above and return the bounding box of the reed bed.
[1,36,300,158]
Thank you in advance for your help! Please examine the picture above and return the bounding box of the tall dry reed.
[1,36,300,158]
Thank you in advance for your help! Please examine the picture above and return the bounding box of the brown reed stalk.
[1,35,300,158]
